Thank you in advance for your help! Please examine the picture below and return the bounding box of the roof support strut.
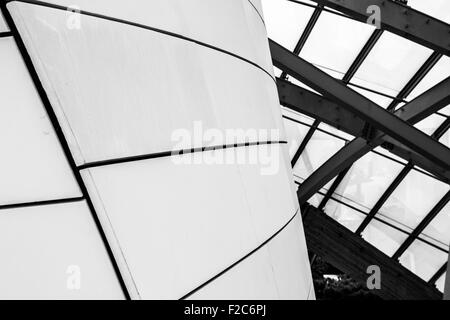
[309,0,450,56]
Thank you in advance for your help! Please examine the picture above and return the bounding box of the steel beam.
[310,0,450,56]
[271,39,450,171]
[291,120,320,167]
[277,79,367,137]
[278,77,450,198]
[302,203,443,300]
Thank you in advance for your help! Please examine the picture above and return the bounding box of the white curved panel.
[0,201,124,299]
[14,0,273,74]
[189,214,313,299]
[0,12,8,31]
[9,2,282,165]
[248,0,264,20]
[0,37,80,205]
[81,144,297,299]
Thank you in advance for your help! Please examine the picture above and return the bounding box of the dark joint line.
[78,141,288,170]
[7,0,275,84]
[0,196,84,211]
[179,208,300,300]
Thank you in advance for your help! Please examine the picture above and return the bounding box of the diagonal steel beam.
[310,0,450,57]
[270,39,450,172]
[277,75,450,187]
[283,76,450,203]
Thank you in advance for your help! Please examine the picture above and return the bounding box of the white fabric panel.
[9,2,282,165]
[189,214,312,299]
[248,0,264,20]
[81,144,298,299]
[0,201,124,299]
[0,12,8,31]
[189,244,280,300]
[0,37,80,205]
[19,0,273,74]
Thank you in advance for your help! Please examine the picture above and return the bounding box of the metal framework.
[277,74,450,203]
[270,39,450,172]
[302,203,443,300]
[272,0,450,295]
[310,0,450,56]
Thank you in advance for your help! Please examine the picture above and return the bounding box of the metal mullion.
[387,52,443,111]
[393,190,450,260]
[319,28,382,209]
[280,5,323,79]
[342,29,383,84]
[291,120,320,168]
[433,117,450,140]
[356,163,413,235]
[429,263,447,285]
[318,167,350,211]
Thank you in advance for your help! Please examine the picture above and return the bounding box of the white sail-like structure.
[0,0,313,299]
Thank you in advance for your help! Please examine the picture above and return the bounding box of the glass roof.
[263,0,450,292]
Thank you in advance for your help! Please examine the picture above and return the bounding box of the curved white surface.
[0,37,80,205]
[0,202,124,299]
[11,0,272,74]
[5,0,314,300]
[81,144,298,299]
[189,214,312,299]
[9,1,283,165]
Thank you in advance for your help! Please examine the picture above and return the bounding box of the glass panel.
[407,56,450,100]
[353,32,433,97]
[189,241,279,300]
[82,144,300,299]
[408,0,450,24]
[435,272,446,293]
[318,123,354,141]
[324,199,366,232]
[10,2,282,165]
[373,146,408,164]
[333,152,404,213]
[282,108,315,126]
[248,0,264,18]
[34,0,273,74]
[377,170,450,232]
[399,239,448,282]
[282,118,310,160]
[262,0,315,51]
[308,193,324,208]
[300,12,374,79]
[361,219,409,257]
[0,12,8,31]
[0,201,124,299]
[190,215,311,299]
[421,200,450,251]
[440,105,450,116]
[440,128,450,148]
[414,114,447,135]
[0,37,80,206]
[293,130,346,180]
[265,214,312,299]
[348,84,394,109]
